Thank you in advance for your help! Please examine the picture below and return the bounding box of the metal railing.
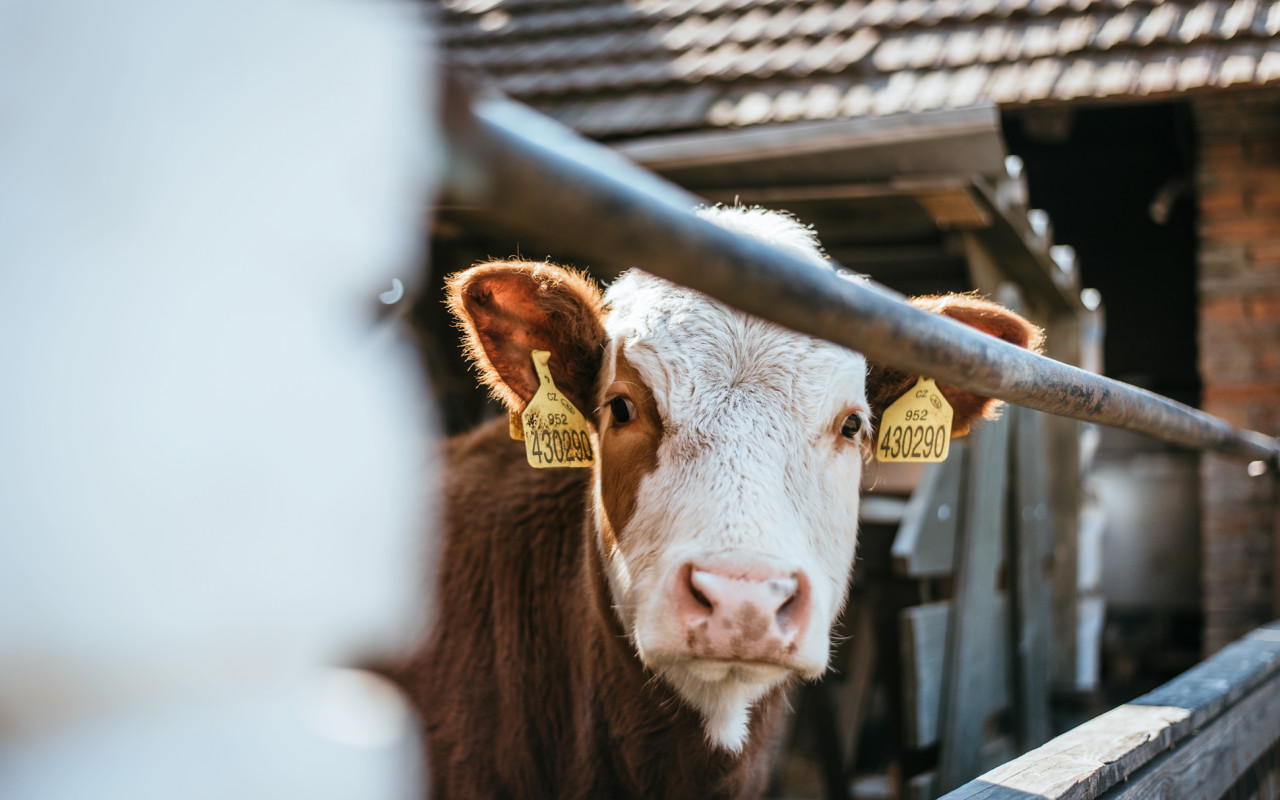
[440,82,1280,469]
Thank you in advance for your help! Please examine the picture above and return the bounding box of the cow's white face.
[446,204,1041,757]
[589,206,871,751]
[594,270,869,751]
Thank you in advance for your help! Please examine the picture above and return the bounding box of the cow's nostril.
[687,569,719,612]
[688,582,713,611]
[776,593,798,627]
[767,576,798,600]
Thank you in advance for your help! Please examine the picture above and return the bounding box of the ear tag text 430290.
[876,377,953,463]
[511,350,595,469]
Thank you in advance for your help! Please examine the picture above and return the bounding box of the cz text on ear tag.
[520,350,595,469]
[876,377,953,463]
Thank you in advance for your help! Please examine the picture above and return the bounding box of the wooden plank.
[912,187,993,230]
[938,414,1012,792]
[967,185,1083,314]
[1044,313,1083,692]
[892,444,967,578]
[1225,739,1280,800]
[902,602,949,750]
[901,599,1009,749]
[937,622,1280,800]
[1008,405,1053,750]
[614,106,1006,177]
[1105,666,1280,800]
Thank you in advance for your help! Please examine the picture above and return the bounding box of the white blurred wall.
[0,0,439,796]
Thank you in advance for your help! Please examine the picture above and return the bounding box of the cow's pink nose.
[674,564,811,664]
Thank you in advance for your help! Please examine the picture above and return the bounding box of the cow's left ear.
[447,259,607,417]
[866,293,1044,438]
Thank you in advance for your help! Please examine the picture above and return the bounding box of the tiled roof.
[434,0,1280,137]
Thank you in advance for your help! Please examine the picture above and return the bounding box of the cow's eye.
[609,396,637,425]
[840,413,863,439]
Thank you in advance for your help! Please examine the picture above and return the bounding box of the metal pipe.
[442,90,1280,469]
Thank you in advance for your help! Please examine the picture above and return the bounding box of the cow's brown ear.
[447,259,606,415]
[867,293,1044,438]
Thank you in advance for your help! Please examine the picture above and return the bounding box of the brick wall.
[1195,89,1280,654]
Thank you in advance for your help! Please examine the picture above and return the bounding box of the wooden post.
[1008,405,1053,749]
[1045,311,1082,690]
[938,413,1011,791]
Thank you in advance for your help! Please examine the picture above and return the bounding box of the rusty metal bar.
[441,89,1280,469]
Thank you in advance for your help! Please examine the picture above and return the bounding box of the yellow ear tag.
[876,377,953,463]
[519,350,595,469]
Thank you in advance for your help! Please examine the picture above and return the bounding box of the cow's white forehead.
[601,206,866,421]
[694,205,831,268]
[602,271,867,425]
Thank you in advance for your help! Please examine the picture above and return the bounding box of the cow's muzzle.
[669,561,812,668]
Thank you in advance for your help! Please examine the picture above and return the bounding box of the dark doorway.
[1003,102,1200,407]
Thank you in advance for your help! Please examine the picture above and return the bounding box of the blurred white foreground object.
[0,0,438,797]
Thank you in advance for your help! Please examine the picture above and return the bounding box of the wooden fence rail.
[939,622,1280,800]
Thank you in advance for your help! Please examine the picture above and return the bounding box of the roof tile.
[1134,2,1180,42]
[434,0,1280,137]
[1135,54,1180,92]
[1053,55,1097,96]
[1258,42,1280,78]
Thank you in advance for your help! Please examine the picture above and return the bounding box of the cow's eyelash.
[594,381,646,415]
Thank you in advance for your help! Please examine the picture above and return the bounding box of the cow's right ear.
[446,259,607,416]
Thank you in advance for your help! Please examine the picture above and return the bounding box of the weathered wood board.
[1105,667,1280,800]
[901,599,1009,750]
[1009,405,1053,750]
[938,414,1011,791]
[937,623,1280,800]
[891,443,966,577]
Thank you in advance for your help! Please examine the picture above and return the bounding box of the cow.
[398,206,1043,798]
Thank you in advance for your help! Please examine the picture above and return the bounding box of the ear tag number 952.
[876,377,953,463]
[512,350,595,469]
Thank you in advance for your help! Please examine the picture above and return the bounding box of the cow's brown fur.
[866,293,1046,437]
[398,261,1042,799]
[447,261,606,413]
[398,418,786,799]
[596,349,663,556]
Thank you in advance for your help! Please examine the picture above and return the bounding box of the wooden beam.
[938,622,1280,800]
[1108,670,1280,800]
[613,106,1006,178]
[892,448,966,578]
[1045,312,1084,691]
[901,599,1009,750]
[968,183,1084,314]
[1009,404,1054,750]
[938,414,1012,791]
